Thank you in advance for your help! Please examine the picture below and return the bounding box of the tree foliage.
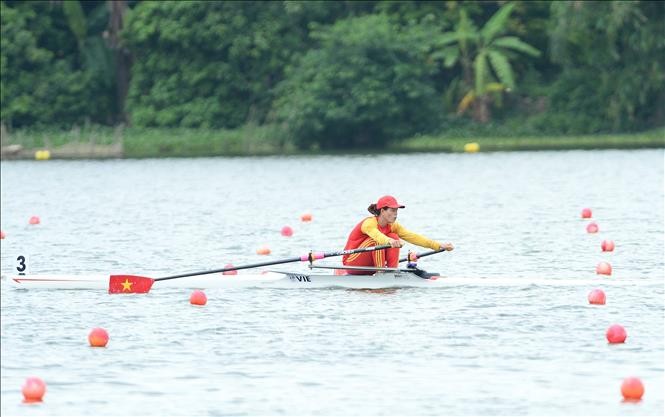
[432,2,540,123]
[273,14,440,149]
[548,0,665,132]
[1,1,114,128]
[122,1,308,128]
[1,0,663,141]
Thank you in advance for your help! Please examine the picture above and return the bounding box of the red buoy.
[22,377,46,402]
[586,222,599,233]
[281,226,293,237]
[301,213,312,222]
[222,264,237,275]
[581,208,592,219]
[29,216,40,225]
[601,240,615,252]
[606,324,627,344]
[596,262,612,275]
[88,327,109,347]
[588,289,606,305]
[256,246,271,255]
[190,290,207,306]
[621,377,644,400]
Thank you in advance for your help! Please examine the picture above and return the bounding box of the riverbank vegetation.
[1,1,663,156]
[2,125,662,159]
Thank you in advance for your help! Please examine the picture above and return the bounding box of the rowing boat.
[6,271,440,290]
[3,271,654,290]
[3,246,655,292]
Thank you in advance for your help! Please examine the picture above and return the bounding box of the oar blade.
[109,275,155,294]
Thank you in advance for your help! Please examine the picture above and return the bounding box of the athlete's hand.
[438,242,454,251]
[389,238,404,248]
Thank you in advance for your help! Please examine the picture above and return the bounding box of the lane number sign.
[16,255,30,275]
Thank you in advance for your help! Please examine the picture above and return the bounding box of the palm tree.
[433,3,540,123]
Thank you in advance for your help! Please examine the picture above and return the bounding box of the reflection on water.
[347,288,399,295]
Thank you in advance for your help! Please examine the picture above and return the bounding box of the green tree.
[547,0,665,132]
[433,2,540,123]
[273,14,440,149]
[61,0,133,123]
[1,1,114,128]
[122,1,310,129]
[60,0,122,117]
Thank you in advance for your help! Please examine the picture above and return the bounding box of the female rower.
[341,195,454,275]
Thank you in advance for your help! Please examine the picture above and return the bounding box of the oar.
[398,248,447,263]
[309,264,418,273]
[109,244,392,294]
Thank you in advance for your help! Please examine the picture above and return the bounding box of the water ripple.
[1,151,663,416]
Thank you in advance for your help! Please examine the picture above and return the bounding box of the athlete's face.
[380,207,398,224]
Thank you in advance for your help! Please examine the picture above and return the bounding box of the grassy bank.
[123,125,294,157]
[0,124,293,158]
[1,125,663,159]
[390,128,665,153]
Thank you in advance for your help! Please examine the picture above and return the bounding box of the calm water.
[1,150,663,416]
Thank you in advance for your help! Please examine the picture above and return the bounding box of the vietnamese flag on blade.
[109,275,154,294]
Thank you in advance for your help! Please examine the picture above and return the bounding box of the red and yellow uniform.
[342,216,441,275]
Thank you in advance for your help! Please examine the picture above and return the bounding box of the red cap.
[376,195,405,209]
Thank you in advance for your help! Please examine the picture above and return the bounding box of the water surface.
[1,150,663,415]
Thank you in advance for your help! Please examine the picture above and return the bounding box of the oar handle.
[154,244,392,282]
[398,248,446,263]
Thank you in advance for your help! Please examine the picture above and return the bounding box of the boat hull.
[3,273,654,290]
[5,271,445,290]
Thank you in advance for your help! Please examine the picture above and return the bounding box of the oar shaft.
[320,244,392,259]
[154,244,392,282]
[398,248,446,263]
[309,264,417,273]
[155,257,302,281]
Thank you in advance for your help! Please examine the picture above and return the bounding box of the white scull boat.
[5,246,658,291]
[6,271,440,290]
[3,271,656,291]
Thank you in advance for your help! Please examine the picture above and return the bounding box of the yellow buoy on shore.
[464,142,480,153]
[35,150,51,160]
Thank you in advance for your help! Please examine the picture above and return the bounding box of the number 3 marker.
[16,255,29,275]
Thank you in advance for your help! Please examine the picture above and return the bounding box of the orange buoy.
[88,327,109,347]
[300,213,312,222]
[256,246,271,255]
[222,264,237,275]
[281,226,293,237]
[581,208,592,219]
[190,290,207,306]
[601,240,615,252]
[29,216,40,225]
[596,262,612,275]
[586,222,599,233]
[621,377,644,400]
[0,230,5,239]
[22,377,46,402]
[606,324,627,344]
[588,289,606,305]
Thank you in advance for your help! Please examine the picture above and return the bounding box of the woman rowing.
[342,195,454,275]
